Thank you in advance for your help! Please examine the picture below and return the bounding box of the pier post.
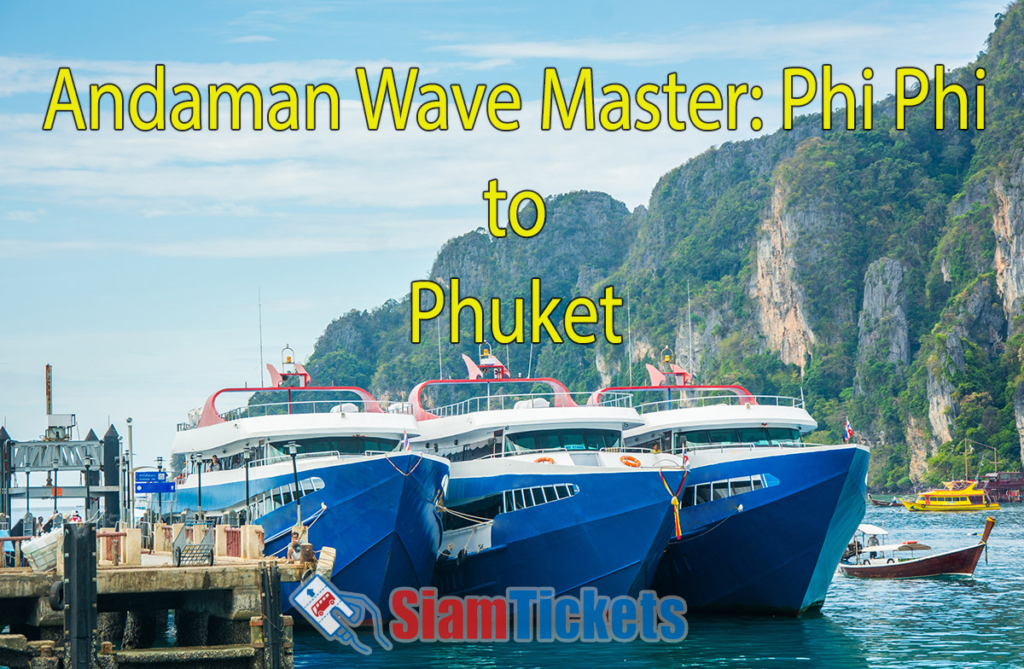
[101,427,120,528]
[0,426,11,522]
[260,563,282,669]
[64,523,97,669]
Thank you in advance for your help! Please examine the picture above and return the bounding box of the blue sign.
[135,471,167,483]
[135,481,175,494]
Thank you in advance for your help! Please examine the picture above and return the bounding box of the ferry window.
[695,484,711,505]
[543,486,557,502]
[683,431,711,446]
[767,428,800,445]
[707,429,740,445]
[514,489,526,510]
[543,433,566,450]
[510,434,536,451]
[752,477,764,490]
[507,429,620,452]
[558,484,573,499]
[561,431,586,450]
[712,481,729,500]
[681,487,695,507]
[277,436,399,456]
[731,477,753,495]
[504,491,514,512]
[737,429,771,446]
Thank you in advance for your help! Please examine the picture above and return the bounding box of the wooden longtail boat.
[839,516,995,579]
[868,494,901,507]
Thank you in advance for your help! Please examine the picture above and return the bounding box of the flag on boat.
[844,419,853,443]
[402,429,411,451]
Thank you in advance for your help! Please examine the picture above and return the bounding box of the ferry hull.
[434,467,684,599]
[652,445,869,616]
[178,453,448,618]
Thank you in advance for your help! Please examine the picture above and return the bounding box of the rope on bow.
[660,468,688,540]
[384,451,423,477]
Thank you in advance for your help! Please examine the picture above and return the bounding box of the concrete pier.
[0,526,304,669]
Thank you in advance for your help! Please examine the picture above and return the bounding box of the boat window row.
[440,483,579,531]
[249,476,325,519]
[503,483,579,513]
[680,474,777,507]
[273,436,399,457]
[674,428,802,450]
[922,495,983,503]
[506,429,622,452]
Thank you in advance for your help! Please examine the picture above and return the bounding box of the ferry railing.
[427,391,633,419]
[681,440,840,454]
[248,450,343,469]
[634,394,805,414]
[177,399,409,431]
[482,445,665,460]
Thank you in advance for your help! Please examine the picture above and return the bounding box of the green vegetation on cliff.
[290,3,1024,490]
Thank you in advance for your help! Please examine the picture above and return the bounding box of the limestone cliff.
[854,258,909,394]
[993,155,1024,334]
[755,183,817,371]
[905,415,933,483]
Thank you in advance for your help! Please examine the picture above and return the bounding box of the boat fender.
[48,580,64,612]
[457,547,468,566]
[620,455,641,468]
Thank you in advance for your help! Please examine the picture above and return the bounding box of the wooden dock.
[0,524,308,669]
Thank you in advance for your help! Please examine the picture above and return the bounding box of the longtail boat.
[840,516,995,579]
[868,494,901,507]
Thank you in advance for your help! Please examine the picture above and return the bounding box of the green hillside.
[295,3,1024,490]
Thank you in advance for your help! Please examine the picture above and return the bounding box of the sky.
[0,0,1007,468]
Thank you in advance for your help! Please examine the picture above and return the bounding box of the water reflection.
[295,505,1024,668]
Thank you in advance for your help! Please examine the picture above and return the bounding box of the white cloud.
[227,36,277,44]
[4,208,45,221]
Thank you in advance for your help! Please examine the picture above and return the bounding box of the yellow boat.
[900,481,1000,512]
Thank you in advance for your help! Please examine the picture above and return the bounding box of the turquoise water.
[293,504,1024,668]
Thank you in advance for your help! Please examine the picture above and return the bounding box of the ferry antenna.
[258,288,265,387]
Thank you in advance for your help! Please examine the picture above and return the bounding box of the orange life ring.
[535,457,555,464]
[903,541,917,545]
[620,455,641,468]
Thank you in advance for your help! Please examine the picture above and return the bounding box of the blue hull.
[435,468,685,599]
[176,453,448,617]
[652,446,869,616]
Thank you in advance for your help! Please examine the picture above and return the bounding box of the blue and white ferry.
[601,365,869,616]
[409,353,687,599]
[170,352,449,614]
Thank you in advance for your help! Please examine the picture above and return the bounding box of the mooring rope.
[384,451,424,477]
[660,468,688,539]
[436,504,492,524]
